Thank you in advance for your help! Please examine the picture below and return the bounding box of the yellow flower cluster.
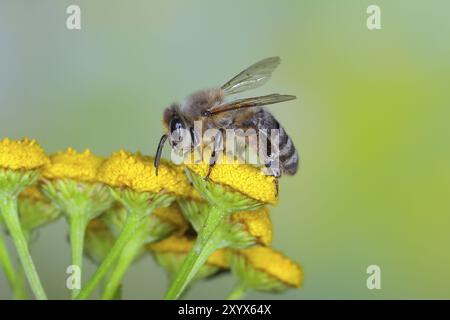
[0,137,303,297]
[230,206,272,246]
[149,236,303,288]
[43,148,103,183]
[187,161,277,204]
[0,138,278,204]
[0,138,49,170]
[152,203,189,235]
[97,150,200,199]
[237,246,304,288]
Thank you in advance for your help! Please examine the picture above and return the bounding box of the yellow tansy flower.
[148,235,228,268]
[152,203,189,235]
[231,206,272,246]
[42,148,104,182]
[0,138,49,170]
[0,138,49,299]
[19,185,45,201]
[208,249,228,268]
[40,148,111,298]
[187,161,277,204]
[148,234,192,253]
[237,246,303,288]
[97,150,200,199]
[84,218,116,264]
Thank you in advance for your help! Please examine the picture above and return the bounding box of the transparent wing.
[221,57,281,96]
[202,93,296,116]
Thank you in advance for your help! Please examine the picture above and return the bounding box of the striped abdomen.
[253,108,299,176]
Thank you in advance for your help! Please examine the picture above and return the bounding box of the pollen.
[238,246,303,288]
[148,235,228,268]
[42,148,104,183]
[97,150,200,199]
[0,137,49,170]
[231,206,272,245]
[187,161,277,204]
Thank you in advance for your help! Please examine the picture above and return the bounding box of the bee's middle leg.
[205,149,217,181]
[204,132,223,181]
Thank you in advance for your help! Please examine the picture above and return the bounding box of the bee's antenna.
[155,134,168,176]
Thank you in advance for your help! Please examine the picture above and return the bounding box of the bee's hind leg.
[265,159,281,197]
[274,176,279,197]
[263,136,281,197]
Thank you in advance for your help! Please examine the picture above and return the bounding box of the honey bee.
[155,57,299,182]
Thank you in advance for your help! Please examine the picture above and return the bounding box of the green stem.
[101,236,142,300]
[0,230,15,283]
[13,263,29,299]
[75,213,141,300]
[69,211,87,299]
[0,231,27,299]
[164,205,226,300]
[0,197,47,300]
[0,231,17,290]
[226,283,247,300]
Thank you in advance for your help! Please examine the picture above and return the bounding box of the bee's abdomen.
[279,128,299,175]
[255,109,299,176]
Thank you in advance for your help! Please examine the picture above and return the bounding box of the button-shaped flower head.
[97,150,200,199]
[187,161,277,205]
[227,246,303,299]
[0,138,49,171]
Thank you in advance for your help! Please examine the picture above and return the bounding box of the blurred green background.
[1,0,450,299]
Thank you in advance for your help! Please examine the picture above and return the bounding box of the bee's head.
[155,104,191,176]
[163,104,188,148]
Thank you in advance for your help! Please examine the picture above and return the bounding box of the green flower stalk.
[0,186,60,299]
[149,235,229,296]
[227,246,304,300]
[0,137,49,300]
[100,202,188,299]
[75,150,192,300]
[41,148,113,298]
[0,185,61,299]
[164,162,277,300]
[0,230,27,299]
[76,188,173,299]
[84,216,123,298]
[0,231,15,292]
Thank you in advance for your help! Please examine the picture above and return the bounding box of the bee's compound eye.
[170,117,184,133]
[169,117,185,142]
